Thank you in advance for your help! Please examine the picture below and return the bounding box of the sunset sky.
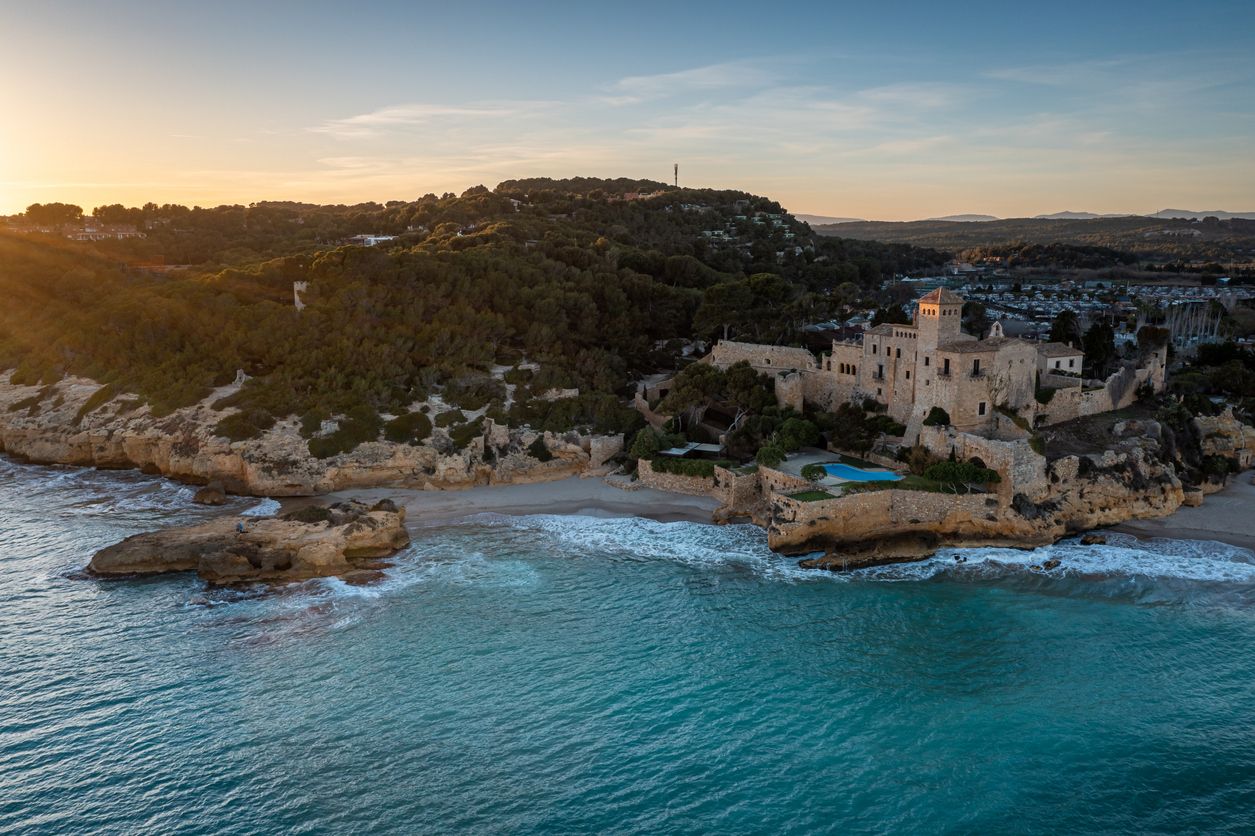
[1,0,1252,220]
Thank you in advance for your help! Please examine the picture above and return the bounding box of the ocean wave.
[240,498,281,517]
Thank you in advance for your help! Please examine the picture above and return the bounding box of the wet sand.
[1114,471,1255,552]
[304,476,720,527]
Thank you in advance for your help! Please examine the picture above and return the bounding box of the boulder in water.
[193,481,227,506]
[1080,533,1107,545]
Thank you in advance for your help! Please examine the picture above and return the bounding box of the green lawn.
[789,490,838,502]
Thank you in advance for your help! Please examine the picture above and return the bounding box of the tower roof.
[918,288,964,305]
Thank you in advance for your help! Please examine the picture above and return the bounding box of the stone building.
[708,288,1167,439]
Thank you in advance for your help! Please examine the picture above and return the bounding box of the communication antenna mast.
[674,163,678,188]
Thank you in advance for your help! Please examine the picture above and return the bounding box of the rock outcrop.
[89,499,411,584]
[772,430,1188,569]
[0,372,623,497]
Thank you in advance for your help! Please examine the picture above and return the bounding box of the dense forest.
[0,178,946,445]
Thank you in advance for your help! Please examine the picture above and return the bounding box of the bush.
[649,457,732,478]
[435,409,466,428]
[445,376,507,411]
[448,417,485,450]
[922,407,951,427]
[1034,387,1056,405]
[528,436,553,462]
[801,463,827,481]
[923,460,1001,488]
[384,411,433,444]
[755,443,786,467]
[73,383,118,425]
[307,405,382,458]
[214,408,275,442]
[300,407,330,438]
[503,366,534,385]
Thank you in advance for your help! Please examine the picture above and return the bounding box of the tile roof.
[918,288,964,305]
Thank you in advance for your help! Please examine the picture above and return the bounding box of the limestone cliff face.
[89,499,410,584]
[770,434,1186,568]
[0,373,623,496]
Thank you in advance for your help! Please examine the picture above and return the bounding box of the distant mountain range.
[795,213,865,225]
[802,208,1255,224]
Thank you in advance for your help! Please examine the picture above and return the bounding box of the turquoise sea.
[3,455,1255,834]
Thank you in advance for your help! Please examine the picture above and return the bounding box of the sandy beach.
[1114,471,1255,552]
[301,476,721,528]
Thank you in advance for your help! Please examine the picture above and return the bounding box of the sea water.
[3,455,1255,834]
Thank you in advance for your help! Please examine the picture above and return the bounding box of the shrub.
[755,443,786,467]
[435,409,466,428]
[504,366,534,385]
[445,376,507,411]
[73,383,118,425]
[384,411,433,444]
[923,460,1001,488]
[299,407,330,438]
[448,417,485,450]
[307,405,382,458]
[801,463,827,481]
[214,408,275,442]
[528,436,553,462]
[650,457,732,478]
[922,407,951,427]
[1034,387,1056,405]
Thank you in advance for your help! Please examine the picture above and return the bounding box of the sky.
[1,0,1253,220]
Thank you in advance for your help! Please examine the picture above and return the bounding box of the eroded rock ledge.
[0,372,623,496]
[88,499,411,585]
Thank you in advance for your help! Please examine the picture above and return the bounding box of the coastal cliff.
[0,372,623,497]
[771,420,1195,569]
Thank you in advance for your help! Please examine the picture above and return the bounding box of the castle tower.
[914,287,964,349]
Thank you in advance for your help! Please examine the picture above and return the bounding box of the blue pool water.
[822,462,903,481]
[4,455,1255,833]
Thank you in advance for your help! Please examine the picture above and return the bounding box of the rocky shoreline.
[0,372,623,497]
[89,499,411,585]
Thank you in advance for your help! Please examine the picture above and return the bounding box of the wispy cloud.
[608,61,776,103]
[311,102,538,139]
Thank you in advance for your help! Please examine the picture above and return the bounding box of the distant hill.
[1151,209,1255,221]
[927,214,999,222]
[812,215,1255,263]
[1033,211,1132,220]
[795,213,864,226]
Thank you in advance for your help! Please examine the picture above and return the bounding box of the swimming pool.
[822,463,903,482]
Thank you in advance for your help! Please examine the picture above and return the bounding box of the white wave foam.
[240,498,281,517]
[475,513,828,583]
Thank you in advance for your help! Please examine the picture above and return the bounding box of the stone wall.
[774,371,806,412]
[709,340,817,372]
[713,465,762,511]
[918,425,1048,503]
[635,458,716,497]
[757,464,814,496]
[769,489,997,554]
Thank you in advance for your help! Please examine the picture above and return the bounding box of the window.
[924,356,930,367]
[972,359,981,376]
[1068,359,1075,368]
[942,358,950,375]
[896,348,901,358]
[978,402,987,416]
[1054,360,1061,369]
[906,370,911,379]
[872,344,878,354]
[877,388,882,396]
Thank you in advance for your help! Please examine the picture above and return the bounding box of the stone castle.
[708,288,1167,440]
